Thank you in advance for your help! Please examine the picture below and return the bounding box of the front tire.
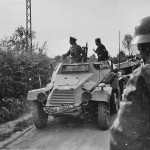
[32,101,48,129]
[98,102,110,130]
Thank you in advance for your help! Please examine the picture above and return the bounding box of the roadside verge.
[0,113,33,149]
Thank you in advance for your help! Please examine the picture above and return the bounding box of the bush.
[0,26,53,124]
[0,97,28,124]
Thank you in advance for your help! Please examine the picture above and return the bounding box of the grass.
[0,132,13,141]
[0,117,33,142]
[14,120,29,130]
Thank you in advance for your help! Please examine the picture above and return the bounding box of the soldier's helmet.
[132,16,150,44]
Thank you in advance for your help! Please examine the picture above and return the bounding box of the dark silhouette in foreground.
[110,16,150,150]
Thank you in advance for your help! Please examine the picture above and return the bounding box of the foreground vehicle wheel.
[98,102,110,130]
[110,92,120,114]
[113,97,120,114]
[32,101,48,129]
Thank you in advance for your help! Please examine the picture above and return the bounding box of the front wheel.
[32,101,48,129]
[98,102,110,130]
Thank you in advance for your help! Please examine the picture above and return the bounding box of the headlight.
[82,91,92,101]
[37,93,46,102]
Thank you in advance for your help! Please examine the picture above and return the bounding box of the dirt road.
[6,114,116,150]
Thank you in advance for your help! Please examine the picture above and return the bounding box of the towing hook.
[82,101,88,106]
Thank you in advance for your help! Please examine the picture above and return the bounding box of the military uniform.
[110,65,150,150]
[94,38,109,61]
[64,43,83,63]
[95,44,109,61]
[110,16,150,150]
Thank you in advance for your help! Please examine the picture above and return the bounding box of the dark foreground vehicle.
[27,61,120,130]
[116,57,142,100]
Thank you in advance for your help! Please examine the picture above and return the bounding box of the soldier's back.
[110,64,150,150]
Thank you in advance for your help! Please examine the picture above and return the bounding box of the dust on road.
[6,114,116,150]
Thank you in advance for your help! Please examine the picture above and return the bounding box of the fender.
[27,82,53,101]
[91,86,112,102]
[27,88,47,101]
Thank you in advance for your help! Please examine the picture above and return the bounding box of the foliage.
[122,34,133,56]
[0,26,53,124]
[0,117,33,141]
[89,54,96,62]
[118,51,128,62]
[112,33,139,63]
[112,51,127,64]
[0,98,23,122]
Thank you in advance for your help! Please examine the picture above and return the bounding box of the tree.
[112,51,127,64]
[0,26,53,97]
[0,26,55,123]
[122,34,133,56]
[118,51,127,62]
[89,54,96,62]
[0,26,36,54]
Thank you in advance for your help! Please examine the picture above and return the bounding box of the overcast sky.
[0,0,150,57]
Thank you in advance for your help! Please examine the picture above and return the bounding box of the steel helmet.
[132,16,150,44]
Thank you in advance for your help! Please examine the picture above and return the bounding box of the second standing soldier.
[93,38,109,61]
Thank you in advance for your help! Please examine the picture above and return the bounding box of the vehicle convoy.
[27,60,120,130]
[116,56,142,100]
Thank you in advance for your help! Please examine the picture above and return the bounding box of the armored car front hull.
[27,61,120,130]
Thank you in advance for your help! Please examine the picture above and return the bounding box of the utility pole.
[26,0,32,53]
[119,30,120,70]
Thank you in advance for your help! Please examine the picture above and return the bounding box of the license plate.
[50,105,73,112]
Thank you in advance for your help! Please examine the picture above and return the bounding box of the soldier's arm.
[63,50,70,60]
[93,49,96,52]
[81,46,85,56]
[76,45,84,56]
[94,47,99,54]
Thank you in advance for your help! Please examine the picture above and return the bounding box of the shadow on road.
[38,113,117,132]
[5,113,117,150]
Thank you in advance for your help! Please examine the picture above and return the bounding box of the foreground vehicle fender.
[91,86,112,102]
[98,102,110,130]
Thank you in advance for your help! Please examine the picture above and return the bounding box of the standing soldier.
[63,37,83,63]
[110,16,150,150]
[93,38,109,61]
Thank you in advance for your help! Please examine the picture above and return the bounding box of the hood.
[54,73,93,88]
[57,76,80,86]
